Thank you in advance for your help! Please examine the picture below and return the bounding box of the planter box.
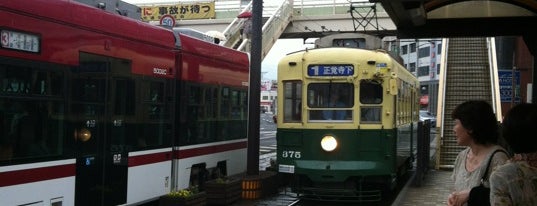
[205,178,242,205]
[159,191,207,206]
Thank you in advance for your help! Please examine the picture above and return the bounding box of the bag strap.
[481,149,506,181]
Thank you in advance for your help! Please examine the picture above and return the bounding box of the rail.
[221,0,293,59]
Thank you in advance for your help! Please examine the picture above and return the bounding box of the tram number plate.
[281,150,301,159]
[279,164,295,174]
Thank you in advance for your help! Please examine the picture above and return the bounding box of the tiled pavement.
[395,169,453,206]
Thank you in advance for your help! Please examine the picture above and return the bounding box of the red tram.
[0,1,249,205]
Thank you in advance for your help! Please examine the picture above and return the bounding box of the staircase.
[221,0,293,60]
[436,37,502,169]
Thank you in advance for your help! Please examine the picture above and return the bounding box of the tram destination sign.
[1,29,40,53]
[308,65,354,76]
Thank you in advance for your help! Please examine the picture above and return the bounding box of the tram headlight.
[74,128,92,142]
[320,135,338,152]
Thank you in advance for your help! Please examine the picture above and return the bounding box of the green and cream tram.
[276,33,420,202]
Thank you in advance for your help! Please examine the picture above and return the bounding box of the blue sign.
[498,70,520,103]
[308,65,354,76]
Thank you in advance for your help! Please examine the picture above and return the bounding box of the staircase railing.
[236,0,293,59]
[487,37,503,120]
[221,2,252,49]
[221,0,292,60]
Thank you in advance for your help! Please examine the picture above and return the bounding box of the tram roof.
[0,0,176,48]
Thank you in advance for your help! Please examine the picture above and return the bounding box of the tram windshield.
[307,83,353,121]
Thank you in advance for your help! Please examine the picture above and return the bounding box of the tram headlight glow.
[74,128,92,142]
[320,135,338,152]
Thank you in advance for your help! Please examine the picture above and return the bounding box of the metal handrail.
[221,2,252,48]
[487,37,503,120]
[436,38,449,170]
[237,0,293,58]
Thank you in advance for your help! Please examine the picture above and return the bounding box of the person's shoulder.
[491,146,510,158]
[493,161,518,174]
[454,148,470,163]
[459,147,470,155]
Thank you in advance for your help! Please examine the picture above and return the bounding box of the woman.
[489,103,537,205]
[447,100,509,206]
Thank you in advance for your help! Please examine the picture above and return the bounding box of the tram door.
[72,53,131,206]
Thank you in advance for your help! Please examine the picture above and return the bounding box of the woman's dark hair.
[451,100,499,145]
[502,103,537,153]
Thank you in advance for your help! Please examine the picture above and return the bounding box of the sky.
[261,39,314,80]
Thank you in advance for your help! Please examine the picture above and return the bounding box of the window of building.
[410,43,416,53]
[418,66,429,76]
[401,45,408,55]
[391,44,398,54]
[409,62,416,73]
[418,46,430,58]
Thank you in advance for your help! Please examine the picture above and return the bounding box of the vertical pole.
[531,57,537,103]
[522,33,536,103]
[247,0,262,175]
[511,52,516,107]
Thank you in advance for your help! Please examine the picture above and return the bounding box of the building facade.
[260,79,277,113]
[395,39,442,115]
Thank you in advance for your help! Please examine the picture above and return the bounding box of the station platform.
[394,130,454,206]
[394,169,453,206]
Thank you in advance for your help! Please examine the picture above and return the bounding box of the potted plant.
[159,186,206,206]
[205,176,242,205]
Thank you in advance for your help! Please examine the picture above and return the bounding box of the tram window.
[72,78,106,102]
[1,100,65,162]
[360,81,382,104]
[1,66,64,96]
[332,38,365,48]
[148,82,164,103]
[360,81,383,123]
[240,91,248,119]
[229,89,247,140]
[138,81,170,149]
[206,87,218,118]
[188,86,203,119]
[361,106,382,123]
[231,90,245,119]
[113,79,135,115]
[220,87,230,118]
[231,90,239,118]
[0,62,68,163]
[144,82,165,119]
[307,83,353,121]
[190,86,201,102]
[181,84,201,145]
[283,81,302,123]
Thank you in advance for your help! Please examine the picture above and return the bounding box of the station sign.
[498,70,520,103]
